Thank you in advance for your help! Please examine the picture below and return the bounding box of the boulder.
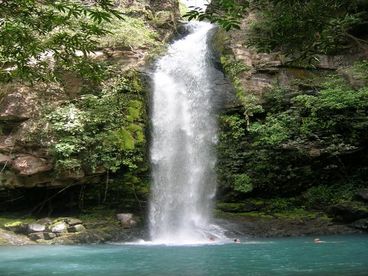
[328,203,368,222]
[116,213,137,228]
[4,221,27,234]
[0,91,35,122]
[27,223,46,233]
[28,232,45,241]
[68,224,86,233]
[12,155,52,176]
[50,222,68,233]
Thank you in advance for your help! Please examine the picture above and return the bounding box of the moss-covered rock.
[4,221,26,233]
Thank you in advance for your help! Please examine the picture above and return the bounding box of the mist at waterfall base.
[1,235,368,275]
[148,20,225,244]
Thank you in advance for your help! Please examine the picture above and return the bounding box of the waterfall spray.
[149,2,225,245]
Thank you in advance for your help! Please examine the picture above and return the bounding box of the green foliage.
[220,55,250,78]
[304,184,357,209]
[217,114,248,193]
[41,70,146,174]
[184,0,248,30]
[0,0,122,82]
[220,55,263,126]
[351,61,368,81]
[217,65,368,197]
[186,0,368,61]
[247,0,366,60]
[233,174,253,193]
[98,15,160,49]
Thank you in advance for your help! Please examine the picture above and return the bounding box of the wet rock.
[68,224,86,233]
[28,232,45,241]
[27,223,46,233]
[116,213,137,228]
[50,222,68,233]
[12,155,53,176]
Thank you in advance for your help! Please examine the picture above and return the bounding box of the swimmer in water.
[314,238,325,243]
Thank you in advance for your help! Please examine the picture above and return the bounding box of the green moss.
[98,15,160,49]
[216,203,247,213]
[351,61,368,81]
[215,207,329,221]
[214,209,273,219]
[151,11,173,28]
[220,54,263,126]
[78,208,119,227]
[0,217,34,228]
[272,209,328,220]
[212,29,228,54]
[4,221,23,228]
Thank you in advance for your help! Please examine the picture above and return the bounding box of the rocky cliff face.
[214,12,368,232]
[0,0,180,209]
[217,13,368,101]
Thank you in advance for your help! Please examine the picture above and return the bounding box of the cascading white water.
[149,2,225,244]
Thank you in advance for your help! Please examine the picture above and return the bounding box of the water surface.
[0,235,367,275]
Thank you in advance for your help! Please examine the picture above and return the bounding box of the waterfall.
[149,4,225,244]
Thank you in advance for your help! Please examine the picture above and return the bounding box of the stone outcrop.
[216,212,360,238]
[0,213,142,245]
[116,213,138,228]
[0,0,180,192]
[0,228,35,245]
[0,88,37,122]
[27,223,46,233]
[12,155,53,176]
[217,13,368,101]
[328,203,368,223]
